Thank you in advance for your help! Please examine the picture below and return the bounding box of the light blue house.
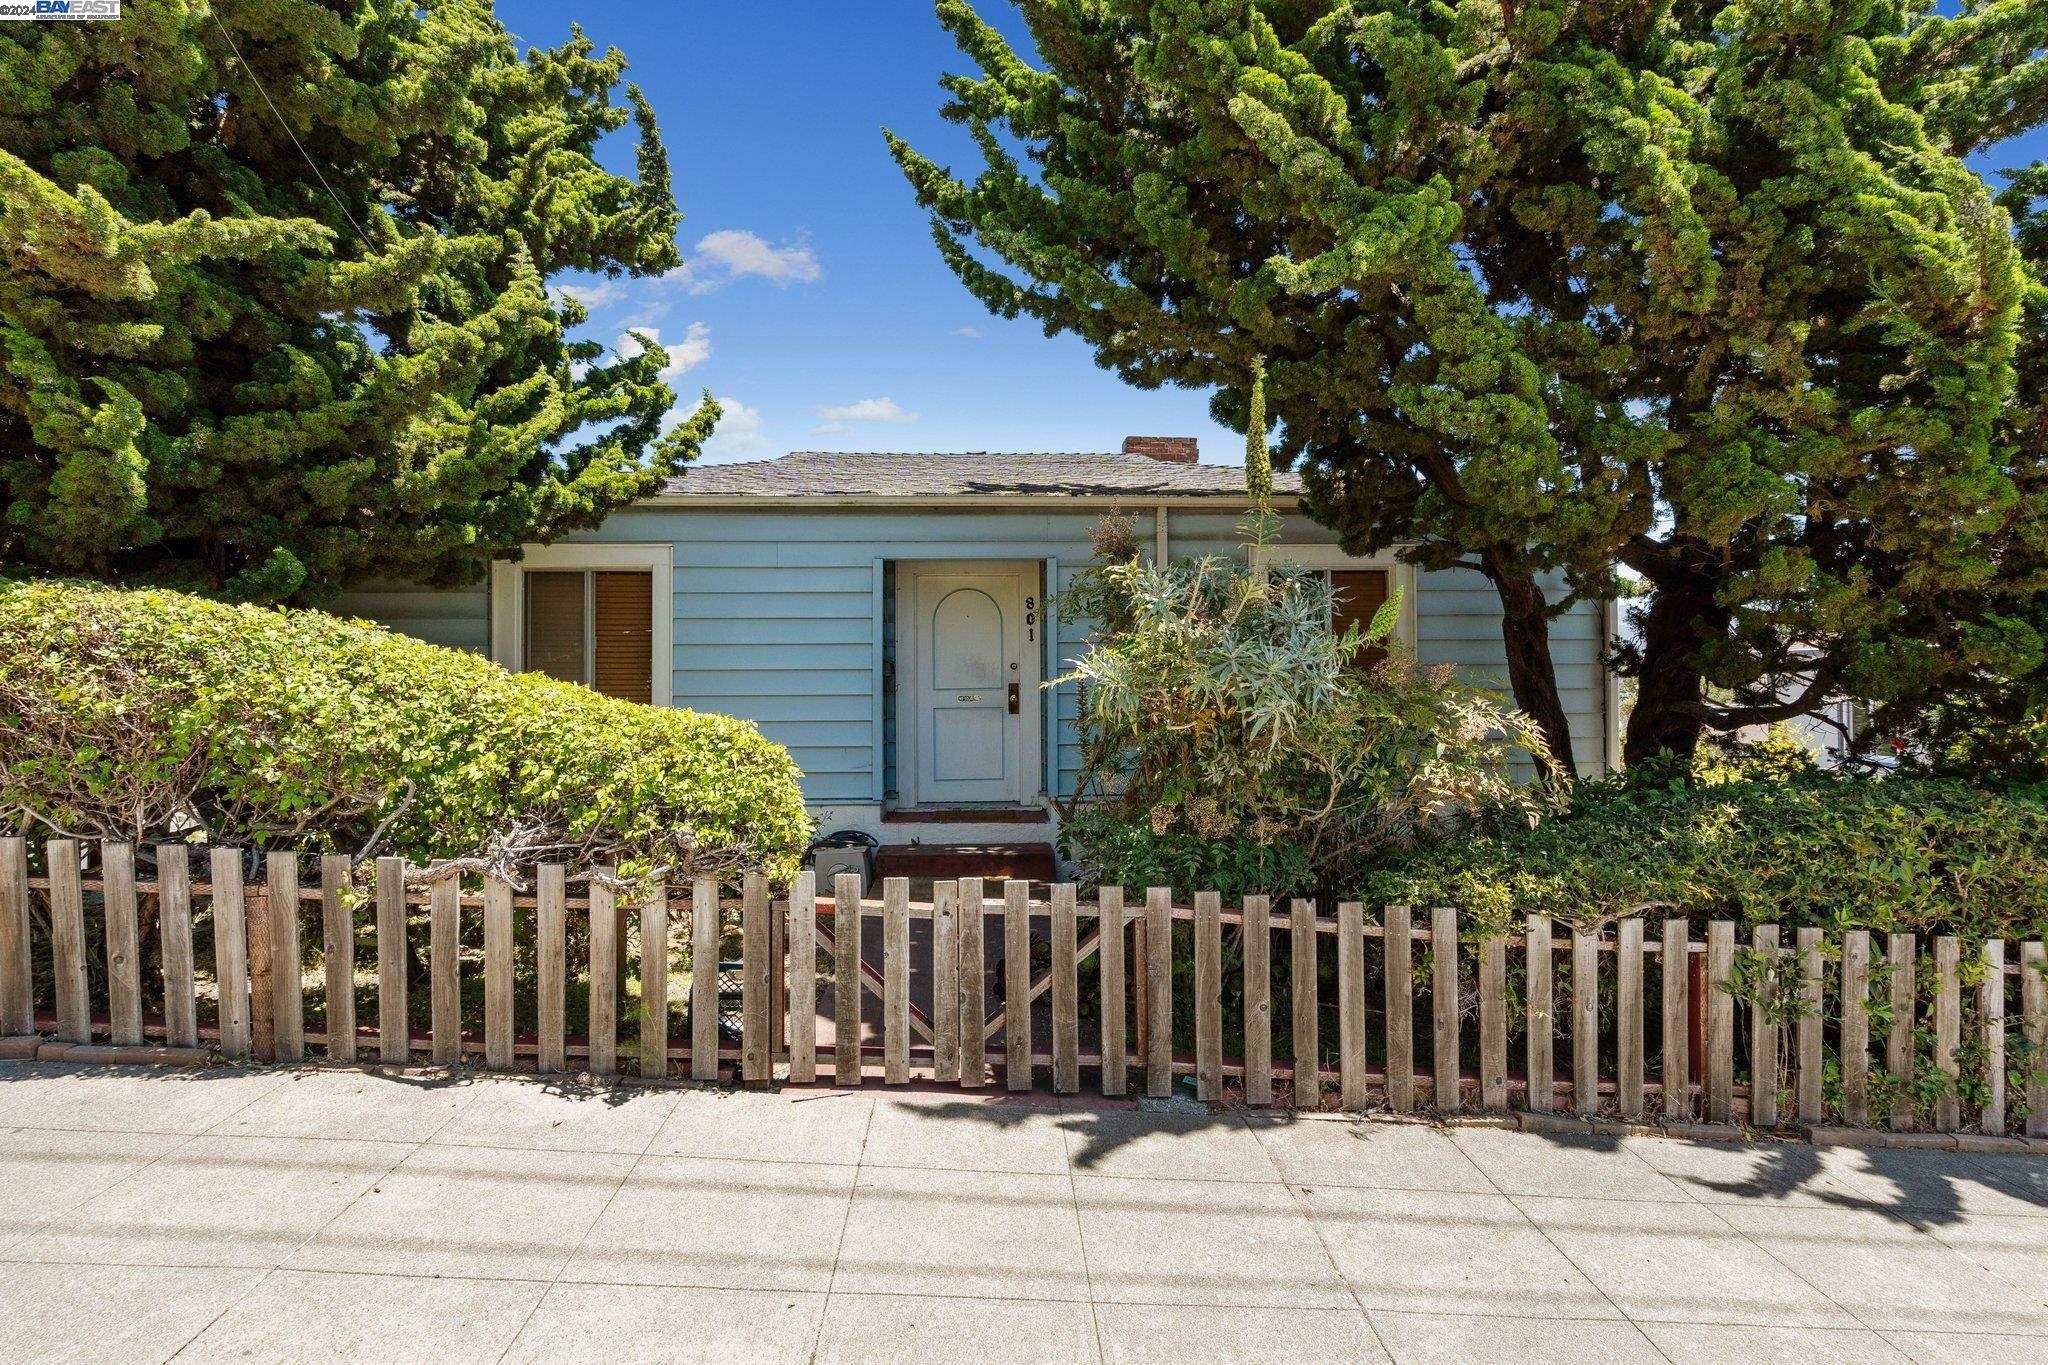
[339,437,1618,867]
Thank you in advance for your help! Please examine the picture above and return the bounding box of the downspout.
[1601,595,1623,776]
[1153,504,1169,564]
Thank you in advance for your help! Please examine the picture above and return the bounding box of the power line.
[207,6,377,254]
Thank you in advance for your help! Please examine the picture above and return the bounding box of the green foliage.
[1361,772,2048,940]
[1056,522,1551,893]
[1057,809,1314,904]
[0,578,812,881]
[0,2,705,601]
[892,0,2048,767]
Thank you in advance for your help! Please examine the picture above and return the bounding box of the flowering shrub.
[1055,516,1551,896]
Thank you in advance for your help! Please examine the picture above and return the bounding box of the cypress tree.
[891,0,2048,768]
[1,1,704,601]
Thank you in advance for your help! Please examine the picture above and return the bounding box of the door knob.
[1008,682,1020,714]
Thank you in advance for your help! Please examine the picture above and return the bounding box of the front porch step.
[881,806,1049,825]
[872,841,1058,884]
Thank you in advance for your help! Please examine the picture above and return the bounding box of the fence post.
[320,855,356,1063]
[690,875,720,1082]
[1004,879,1032,1092]
[1795,926,1824,1123]
[1479,931,1507,1111]
[1750,925,1780,1128]
[1933,936,1961,1131]
[267,851,304,1063]
[158,845,197,1049]
[484,873,515,1071]
[789,870,818,1085]
[1099,887,1127,1098]
[639,876,669,1080]
[932,879,960,1084]
[245,877,275,1064]
[1336,901,1365,1112]
[1384,904,1414,1113]
[1841,930,1870,1127]
[1244,895,1272,1107]
[0,837,28,1037]
[429,873,461,1067]
[590,875,620,1077]
[536,864,567,1074]
[1432,906,1460,1113]
[1979,939,2005,1136]
[50,840,89,1044]
[1525,914,1554,1114]
[1195,891,1223,1102]
[1144,887,1171,1098]
[375,857,408,1064]
[104,842,142,1048]
[1572,924,1598,1118]
[1887,932,1917,1130]
[212,848,251,1060]
[1705,921,1734,1123]
[886,876,912,1086]
[1052,883,1080,1095]
[2024,941,2046,1139]
[1661,919,1690,1122]
[740,872,769,1085]
[1616,917,1643,1122]
[955,875,983,1090]
[1290,898,1318,1109]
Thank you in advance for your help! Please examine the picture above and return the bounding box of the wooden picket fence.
[2,836,2044,1136]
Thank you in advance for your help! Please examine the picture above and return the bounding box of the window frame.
[1247,542,1419,652]
[489,543,672,706]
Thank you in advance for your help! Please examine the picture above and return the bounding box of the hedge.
[0,578,812,880]
[1356,772,2048,942]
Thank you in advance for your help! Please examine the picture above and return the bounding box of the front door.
[900,563,1040,806]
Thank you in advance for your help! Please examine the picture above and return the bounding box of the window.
[521,570,653,703]
[490,543,670,707]
[1327,569,1392,671]
[1248,542,1417,659]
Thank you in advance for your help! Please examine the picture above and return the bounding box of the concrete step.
[872,841,1058,884]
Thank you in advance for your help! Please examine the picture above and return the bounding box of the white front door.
[899,563,1041,806]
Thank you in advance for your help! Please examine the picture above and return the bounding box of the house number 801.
[1025,595,1037,642]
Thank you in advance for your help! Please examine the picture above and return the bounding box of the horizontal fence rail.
[1,836,2044,1138]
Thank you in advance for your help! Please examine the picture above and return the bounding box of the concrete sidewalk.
[0,1061,2043,1363]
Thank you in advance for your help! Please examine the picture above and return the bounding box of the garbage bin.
[808,829,877,894]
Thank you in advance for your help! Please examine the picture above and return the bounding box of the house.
[336,437,1620,876]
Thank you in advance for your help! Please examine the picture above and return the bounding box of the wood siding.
[342,502,1615,803]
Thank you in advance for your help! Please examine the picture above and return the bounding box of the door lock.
[1008,682,1020,714]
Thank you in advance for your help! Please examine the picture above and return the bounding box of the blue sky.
[506,1,1247,466]
[510,2,2048,469]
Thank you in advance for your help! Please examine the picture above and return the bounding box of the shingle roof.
[661,451,1298,499]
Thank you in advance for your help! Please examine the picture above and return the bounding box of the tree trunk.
[1623,575,1721,768]
[1484,559,1579,784]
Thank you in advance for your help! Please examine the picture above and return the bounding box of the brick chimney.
[1122,435,1199,464]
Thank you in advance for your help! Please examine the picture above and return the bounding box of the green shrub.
[1058,807,1315,904]
[0,578,812,880]
[1056,514,1551,893]
[1358,772,2048,941]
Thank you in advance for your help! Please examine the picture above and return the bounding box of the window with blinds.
[1327,568,1392,671]
[522,569,654,703]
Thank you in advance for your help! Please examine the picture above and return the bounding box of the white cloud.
[815,396,918,424]
[954,325,983,339]
[615,322,711,382]
[689,229,821,289]
[549,230,818,321]
[691,395,770,462]
[549,278,632,310]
